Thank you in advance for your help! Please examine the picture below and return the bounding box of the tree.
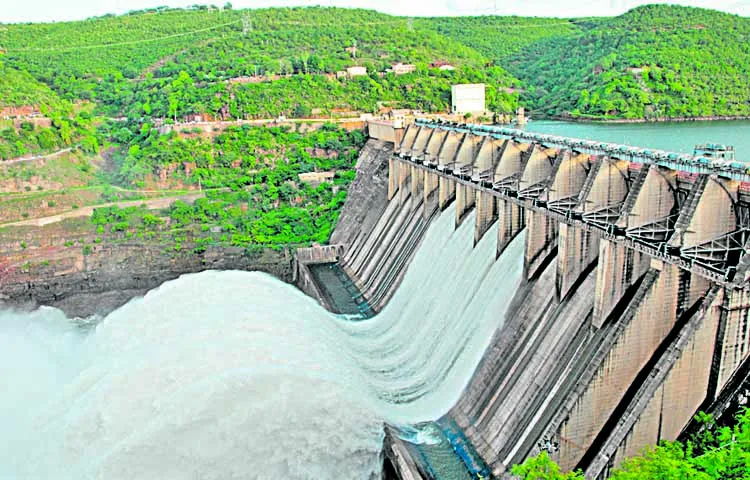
[612,443,708,480]
[511,452,584,480]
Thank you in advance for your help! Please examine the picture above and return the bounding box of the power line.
[4,15,579,55]
[242,13,252,35]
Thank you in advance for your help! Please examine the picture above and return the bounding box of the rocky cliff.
[0,219,293,317]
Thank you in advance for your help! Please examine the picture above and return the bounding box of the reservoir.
[524,120,750,158]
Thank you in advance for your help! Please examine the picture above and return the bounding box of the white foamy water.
[0,205,525,479]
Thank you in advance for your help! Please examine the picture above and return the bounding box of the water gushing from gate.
[1,205,525,479]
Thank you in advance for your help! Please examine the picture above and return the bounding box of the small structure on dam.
[315,117,750,479]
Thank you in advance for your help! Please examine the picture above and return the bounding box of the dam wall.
[326,137,439,312]
[297,119,750,478]
[293,244,345,312]
[383,120,750,478]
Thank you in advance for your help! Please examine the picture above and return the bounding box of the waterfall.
[0,205,526,479]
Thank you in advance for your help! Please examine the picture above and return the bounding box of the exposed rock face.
[0,242,293,318]
[330,139,392,248]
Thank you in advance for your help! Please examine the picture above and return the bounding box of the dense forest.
[504,5,750,119]
[1,4,749,244]
[3,4,747,124]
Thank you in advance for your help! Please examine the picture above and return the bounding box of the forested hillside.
[0,3,749,237]
[417,16,581,62]
[0,6,521,121]
[4,5,747,121]
[0,62,97,160]
[505,5,750,119]
[0,63,60,108]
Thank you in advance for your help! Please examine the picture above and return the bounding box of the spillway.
[0,204,526,479]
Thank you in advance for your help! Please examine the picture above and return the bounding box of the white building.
[451,83,486,114]
[346,66,367,77]
[391,63,417,75]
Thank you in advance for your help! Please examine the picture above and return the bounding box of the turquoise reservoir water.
[523,120,750,159]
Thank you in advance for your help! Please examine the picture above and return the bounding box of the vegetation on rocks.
[0,62,98,160]
[513,409,750,480]
[90,123,365,249]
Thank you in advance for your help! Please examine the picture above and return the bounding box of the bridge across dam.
[329,119,750,479]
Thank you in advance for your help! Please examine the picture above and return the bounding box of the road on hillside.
[0,192,205,228]
[1,147,75,165]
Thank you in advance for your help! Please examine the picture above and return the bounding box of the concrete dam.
[298,119,750,478]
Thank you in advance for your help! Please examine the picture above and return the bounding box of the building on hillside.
[432,61,456,71]
[391,63,417,75]
[388,108,412,119]
[516,107,527,126]
[451,84,486,115]
[336,71,348,79]
[346,66,367,77]
[298,171,336,186]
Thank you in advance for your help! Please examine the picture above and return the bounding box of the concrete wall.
[367,120,404,144]
[355,125,750,479]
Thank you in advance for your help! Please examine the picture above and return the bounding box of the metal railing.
[414,118,750,182]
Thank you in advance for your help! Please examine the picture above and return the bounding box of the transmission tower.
[407,18,414,31]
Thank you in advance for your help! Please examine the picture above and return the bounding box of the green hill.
[2,5,750,122]
[0,62,61,108]
[415,16,581,63]
[155,7,491,79]
[0,7,520,119]
[506,5,750,119]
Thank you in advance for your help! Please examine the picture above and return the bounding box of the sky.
[1,0,749,23]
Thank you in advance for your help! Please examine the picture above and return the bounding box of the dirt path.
[0,192,205,228]
[1,147,74,166]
